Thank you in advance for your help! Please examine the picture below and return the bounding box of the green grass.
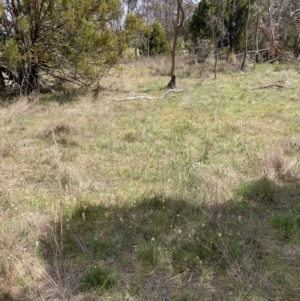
[1,57,300,300]
[79,265,116,292]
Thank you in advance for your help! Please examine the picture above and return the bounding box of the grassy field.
[1,56,300,301]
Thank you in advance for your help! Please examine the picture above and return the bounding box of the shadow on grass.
[39,176,300,301]
[39,86,86,105]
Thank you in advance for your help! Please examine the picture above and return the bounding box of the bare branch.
[112,89,184,101]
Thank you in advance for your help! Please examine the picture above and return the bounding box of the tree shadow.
[39,85,87,105]
[38,175,300,301]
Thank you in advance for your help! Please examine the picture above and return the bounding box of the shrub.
[141,22,169,56]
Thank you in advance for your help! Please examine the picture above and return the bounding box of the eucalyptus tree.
[167,0,185,89]
[0,0,123,95]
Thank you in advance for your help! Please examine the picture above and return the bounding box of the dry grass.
[1,57,300,300]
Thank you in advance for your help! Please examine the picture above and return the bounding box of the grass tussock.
[1,56,300,300]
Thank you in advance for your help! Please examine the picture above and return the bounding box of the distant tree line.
[189,0,300,63]
[0,0,299,96]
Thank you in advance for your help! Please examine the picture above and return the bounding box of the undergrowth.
[1,57,300,300]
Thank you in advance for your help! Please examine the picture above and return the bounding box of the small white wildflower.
[82,212,86,222]
[201,223,205,227]
[176,214,180,217]
[218,232,222,237]
[129,226,131,229]
[120,217,123,222]
[35,241,39,247]
[238,215,242,222]
[151,237,155,242]
[188,233,192,238]
[178,229,182,234]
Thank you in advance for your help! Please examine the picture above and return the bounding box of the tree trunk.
[255,11,260,63]
[169,32,177,79]
[166,75,176,89]
[241,0,251,70]
[19,64,39,96]
[213,40,218,80]
[167,0,184,89]
[294,40,300,60]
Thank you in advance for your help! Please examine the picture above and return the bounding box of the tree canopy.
[0,0,123,95]
[189,0,249,52]
[1,0,300,96]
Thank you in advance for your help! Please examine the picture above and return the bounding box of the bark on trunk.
[19,64,39,96]
[241,0,251,70]
[166,75,176,90]
[167,0,184,89]
[255,11,261,63]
